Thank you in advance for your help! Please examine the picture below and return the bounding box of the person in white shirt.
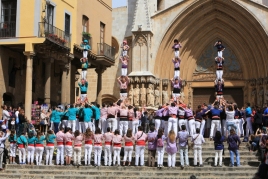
[192,128,205,167]
[225,104,237,137]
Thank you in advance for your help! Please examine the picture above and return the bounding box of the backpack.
[157,137,163,147]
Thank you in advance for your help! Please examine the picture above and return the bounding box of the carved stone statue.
[258,87,264,106]
[251,88,257,105]
[162,86,169,104]
[147,84,155,106]
[133,84,140,106]
[128,84,134,106]
[154,86,160,106]
[140,84,146,106]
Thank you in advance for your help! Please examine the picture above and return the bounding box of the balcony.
[38,22,71,49]
[97,43,115,61]
[0,22,16,38]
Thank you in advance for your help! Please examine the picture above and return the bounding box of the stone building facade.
[107,0,268,109]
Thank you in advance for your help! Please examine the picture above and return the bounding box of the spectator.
[227,128,241,167]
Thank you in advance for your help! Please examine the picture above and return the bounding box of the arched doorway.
[102,94,117,105]
[154,0,268,106]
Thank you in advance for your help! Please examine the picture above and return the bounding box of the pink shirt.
[128,109,134,119]
[64,132,74,143]
[84,135,93,142]
[107,106,118,117]
[118,81,128,89]
[103,132,113,142]
[74,135,84,146]
[100,107,108,119]
[56,131,65,142]
[93,134,103,143]
[119,109,128,117]
[133,111,141,121]
[135,131,148,142]
[112,135,122,144]
[124,135,134,142]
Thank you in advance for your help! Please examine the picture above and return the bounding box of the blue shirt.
[91,106,100,120]
[50,110,57,122]
[83,107,93,122]
[35,136,46,144]
[46,134,56,143]
[8,134,17,143]
[245,107,252,117]
[28,137,36,144]
[210,108,222,118]
[17,135,28,145]
[54,111,64,123]
[67,108,78,120]
[81,61,89,69]
[264,108,268,120]
[78,82,88,93]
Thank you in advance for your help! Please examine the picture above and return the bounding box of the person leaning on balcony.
[80,40,91,59]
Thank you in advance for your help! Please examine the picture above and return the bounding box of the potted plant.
[82,32,91,40]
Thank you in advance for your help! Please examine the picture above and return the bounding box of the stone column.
[44,59,52,106]
[23,51,35,121]
[95,68,105,105]
[61,63,71,104]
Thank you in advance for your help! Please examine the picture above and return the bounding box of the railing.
[0,22,16,38]
[38,22,71,49]
[97,43,115,61]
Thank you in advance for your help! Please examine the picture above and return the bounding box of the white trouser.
[200,120,206,136]
[50,122,54,130]
[113,147,121,165]
[239,118,244,136]
[246,117,253,137]
[46,146,54,165]
[84,121,92,131]
[61,120,68,129]
[188,119,196,136]
[9,143,16,157]
[221,119,226,136]
[27,146,35,164]
[157,147,164,165]
[122,50,127,57]
[193,145,203,165]
[83,50,88,58]
[132,120,139,135]
[216,70,223,80]
[123,146,133,162]
[174,70,180,79]
[135,145,145,166]
[80,94,87,102]
[81,70,87,80]
[214,150,223,166]
[210,120,221,138]
[172,93,181,101]
[174,51,179,58]
[104,145,112,166]
[84,144,93,165]
[18,147,26,164]
[178,119,188,132]
[77,121,84,133]
[68,120,76,133]
[234,119,240,136]
[107,118,117,132]
[168,117,178,136]
[154,119,161,131]
[119,121,128,136]
[56,145,64,165]
[121,68,127,76]
[164,121,169,137]
[35,147,44,165]
[94,146,102,166]
[120,93,127,101]
[217,51,223,58]
[195,121,201,130]
[99,118,107,134]
[168,153,176,167]
[65,146,73,157]
[73,147,82,165]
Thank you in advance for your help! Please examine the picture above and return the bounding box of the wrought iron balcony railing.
[38,22,71,49]
[0,22,16,38]
[97,43,115,61]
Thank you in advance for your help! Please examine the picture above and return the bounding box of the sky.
[112,0,127,8]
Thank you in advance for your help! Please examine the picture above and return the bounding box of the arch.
[112,36,120,58]
[154,0,268,81]
[102,94,117,105]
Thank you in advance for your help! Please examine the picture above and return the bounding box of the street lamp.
[75,71,80,81]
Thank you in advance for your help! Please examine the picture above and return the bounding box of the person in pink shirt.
[84,128,93,166]
[73,130,84,166]
[56,127,65,165]
[123,128,134,166]
[64,127,74,165]
[107,103,118,132]
[132,108,141,135]
[117,76,129,100]
[103,127,113,166]
[168,103,179,137]
[93,127,103,167]
[134,126,148,166]
[128,106,134,130]
[112,129,122,166]
[100,104,108,134]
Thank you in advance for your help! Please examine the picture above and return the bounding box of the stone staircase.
[0,140,260,179]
